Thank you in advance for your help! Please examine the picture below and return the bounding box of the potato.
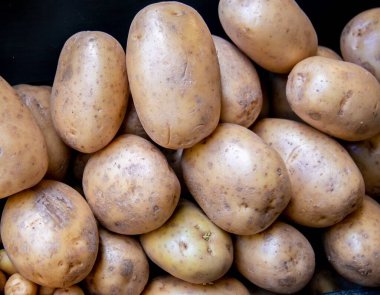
[316,46,342,60]
[83,134,180,235]
[14,84,71,180]
[235,221,315,294]
[140,200,233,284]
[0,270,6,293]
[4,273,37,295]
[286,56,380,141]
[341,8,380,81]
[0,249,17,275]
[308,269,340,295]
[142,275,249,295]
[1,180,99,288]
[182,123,291,235]
[51,31,128,153]
[212,35,262,127]
[218,0,317,73]
[252,118,364,227]
[118,98,149,139]
[85,228,149,295]
[324,196,380,287]
[53,285,84,295]
[0,77,48,198]
[39,286,56,295]
[126,2,221,149]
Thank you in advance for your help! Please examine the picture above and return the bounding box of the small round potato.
[4,273,38,295]
[286,56,380,141]
[316,46,342,60]
[324,196,380,287]
[83,134,180,235]
[0,249,17,275]
[235,221,315,294]
[140,200,233,284]
[1,180,99,288]
[51,31,129,153]
[212,35,262,127]
[253,118,364,227]
[53,285,84,295]
[182,123,291,235]
[85,228,149,295]
[142,275,249,295]
[218,0,317,73]
[14,84,71,180]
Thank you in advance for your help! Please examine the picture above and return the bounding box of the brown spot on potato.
[120,259,134,277]
[308,112,321,120]
[278,276,296,287]
[337,90,353,116]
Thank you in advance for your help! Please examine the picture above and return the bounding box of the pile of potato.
[1,0,380,294]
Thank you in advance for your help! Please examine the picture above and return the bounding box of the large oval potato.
[218,0,317,73]
[182,123,291,235]
[1,180,99,288]
[83,134,180,235]
[253,118,364,227]
[51,31,128,153]
[324,196,380,287]
[0,77,48,199]
[286,56,380,141]
[14,84,71,180]
[235,221,315,294]
[126,1,221,149]
[140,200,233,284]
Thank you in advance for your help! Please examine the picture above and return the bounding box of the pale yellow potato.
[235,221,315,294]
[142,275,249,295]
[252,118,364,227]
[39,286,56,295]
[341,8,380,81]
[51,31,128,153]
[85,228,149,295]
[14,84,71,180]
[118,98,149,139]
[218,0,317,73]
[316,46,342,60]
[0,77,48,198]
[212,35,262,127]
[324,196,380,287]
[140,200,233,284]
[1,180,99,288]
[182,123,291,235]
[0,249,17,275]
[127,2,221,149]
[286,56,380,141]
[4,273,37,295]
[53,285,84,295]
[83,134,180,235]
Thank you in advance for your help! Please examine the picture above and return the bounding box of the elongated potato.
[51,31,128,153]
[127,2,221,149]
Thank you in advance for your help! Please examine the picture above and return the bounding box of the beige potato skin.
[51,31,128,153]
[140,200,233,284]
[212,35,262,127]
[127,2,221,149]
[324,196,380,287]
[85,228,149,295]
[53,285,84,295]
[118,99,149,139]
[83,134,180,235]
[182,123,291,235]
[14,84,71,180]
[218,0,317,73]
[0,249,17,275]
[39,286,56,295]
[286,56,380,141]
[316,46,342,60]
[341,8,380,81]
[0,77,48,198]
[253,119,364,227]
[142,275,249,295]
[4,273,37,295]
[235,221,315,294]
[0,180,99,288]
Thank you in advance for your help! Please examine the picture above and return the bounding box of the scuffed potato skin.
[4,273,38,295]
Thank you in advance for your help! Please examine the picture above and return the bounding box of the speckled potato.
[83,134,180,235]
[286,56,380,141]
[85,228,149,295]
[235,221,315,294]
[0,77,48,198]
[218,0,317,73]
[142,275,249,295]
[53,285,84,295]
[212,35,262,127]
[14,84,71,180]
[341,8,380,81]
[118,99,149,139]
[0,180,99,288]
[253,119,364,227]
[316,46,342,60]
[182,123,291,235]
[127,2,221,149]
[5,273,37,295]
[140,200,233,284]
[324,196,380,287]
[51,31,128,153]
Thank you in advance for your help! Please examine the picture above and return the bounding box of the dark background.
[1,0,380,85]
